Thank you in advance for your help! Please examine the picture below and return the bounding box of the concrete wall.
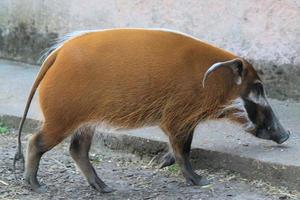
[0,0,300,100]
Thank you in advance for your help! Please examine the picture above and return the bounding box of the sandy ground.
[0,130,299,200]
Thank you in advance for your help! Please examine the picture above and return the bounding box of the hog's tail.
[13,48,60,174]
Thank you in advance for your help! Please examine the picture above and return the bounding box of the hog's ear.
[202,58,245,88]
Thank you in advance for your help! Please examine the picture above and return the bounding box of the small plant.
[0,122,9,134]
[166,164,180,175]
[90,153,104,164]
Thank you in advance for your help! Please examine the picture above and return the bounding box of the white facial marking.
[247,80,268,107]
[222,97,255,131]
[248,91,267,106]
[235,77,242,85]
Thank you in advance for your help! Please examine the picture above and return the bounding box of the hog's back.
[39,29,235,129]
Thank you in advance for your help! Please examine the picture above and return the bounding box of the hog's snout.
[273,130,290,144]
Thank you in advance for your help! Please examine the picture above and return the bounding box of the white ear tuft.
[202,58,244,88]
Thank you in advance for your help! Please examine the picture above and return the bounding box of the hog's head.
[203,58,290,144]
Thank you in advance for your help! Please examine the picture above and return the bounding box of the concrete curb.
[1,114,299,191]
[97,132,300,191]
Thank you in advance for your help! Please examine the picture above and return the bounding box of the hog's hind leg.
[69,127,114,193]
[24,124,71,192]
[158,148,175,169]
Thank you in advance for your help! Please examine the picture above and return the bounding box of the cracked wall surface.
[0,0,299,100]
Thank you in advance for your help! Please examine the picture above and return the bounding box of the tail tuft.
[13,148,25,178]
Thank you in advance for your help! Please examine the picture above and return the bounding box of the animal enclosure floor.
[0,131,299,200]
[1,58,300,180]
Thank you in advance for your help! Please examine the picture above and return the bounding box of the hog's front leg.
[161,125,210,186]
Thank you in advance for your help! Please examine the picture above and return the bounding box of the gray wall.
[0,0,300,100]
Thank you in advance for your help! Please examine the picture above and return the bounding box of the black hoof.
[101,186,115,193]
[90,179,115,193]
[91,183,115,193]
[186,175,211,187]
[32,185,47,193]
[159,152,175,169]
[24,177,47,193]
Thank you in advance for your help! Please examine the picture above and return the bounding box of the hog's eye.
[252,82,265,97]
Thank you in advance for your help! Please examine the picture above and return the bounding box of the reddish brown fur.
[31,29,260,147]
[13,29,265,192]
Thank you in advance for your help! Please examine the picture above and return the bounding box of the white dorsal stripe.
[40,28,207,63]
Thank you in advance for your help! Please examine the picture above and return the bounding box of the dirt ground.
[0,131,299,200]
